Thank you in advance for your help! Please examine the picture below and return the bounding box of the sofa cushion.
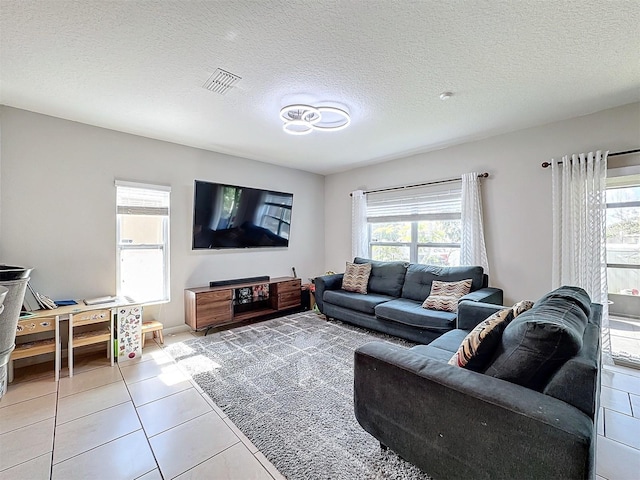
[401,264,484,302]
[484,288,590,391]
[448,300,534,371]
[409,330,469,362]
[354,257,408,297]
[425,329,470,353]
[543,303,602,417]
[536,285,591,317]
[422,279,472,312]
[342,262,371,294]
[323,289,394,315]
[375,298,456,330]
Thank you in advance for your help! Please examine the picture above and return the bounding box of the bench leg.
[157,329,164,344]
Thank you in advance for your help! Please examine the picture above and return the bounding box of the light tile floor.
[0,332,283,480]
[1,330,640,479]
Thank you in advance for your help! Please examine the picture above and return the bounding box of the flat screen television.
[192,180,293,250]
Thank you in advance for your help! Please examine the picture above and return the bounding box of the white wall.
[0,107,325,328]
[324,102,640,305]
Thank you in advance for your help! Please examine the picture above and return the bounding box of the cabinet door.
[277,290,301,310]
[196,292,233,328]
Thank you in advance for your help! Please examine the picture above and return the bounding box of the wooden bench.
[141,320,164,346]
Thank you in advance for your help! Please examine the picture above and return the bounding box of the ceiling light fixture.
[439,92,453,101]
[280,104,350,135]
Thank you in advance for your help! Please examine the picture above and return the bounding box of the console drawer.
[16,316,56,336]
[278,279,301,293]
[197,290,232,304]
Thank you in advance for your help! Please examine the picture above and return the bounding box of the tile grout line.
[57,373,124,399]
[166,439,242,479]
[0,393,57,436]
[119,340,165,479]
[51,428,146,468]
[51,376,60,479]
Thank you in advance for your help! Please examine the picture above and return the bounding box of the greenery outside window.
[116,181,170,304]
[367,185,462,265]
[606,173,640,319]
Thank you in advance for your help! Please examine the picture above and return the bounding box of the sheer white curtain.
[551,150,611,362]
[351,190,368,259]
[460,172,489,273]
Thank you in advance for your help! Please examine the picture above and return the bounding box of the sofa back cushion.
[543,303,602,417]
[353,257,408,297]
[484,286,590,392]
[401,264,485,302]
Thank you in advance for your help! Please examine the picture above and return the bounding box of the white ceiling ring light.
[280,104,351,135]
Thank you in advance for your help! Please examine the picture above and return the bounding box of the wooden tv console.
[184,276,302,331]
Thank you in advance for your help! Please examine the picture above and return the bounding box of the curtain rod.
[350,172,489,196]
[541,149,640,168]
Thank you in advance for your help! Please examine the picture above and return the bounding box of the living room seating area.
[315,257,503,344]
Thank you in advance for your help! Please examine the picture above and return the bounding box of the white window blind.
[116,185,170,216]
[366,184,462,222]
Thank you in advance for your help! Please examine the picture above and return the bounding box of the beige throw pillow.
[422,279,472,312]
[342,262,371,294]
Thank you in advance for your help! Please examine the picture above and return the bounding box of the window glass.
[370,222,411,243]
[119,215,164,245]
[607,185,640,203]
[417,220,461,244]
[418,247,460,266]
[120,249,165,302]
[606,180,639,299]
[371,245,410,262]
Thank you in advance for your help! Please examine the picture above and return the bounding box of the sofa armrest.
[459,286,503,306]
[456,300,503,330]
[354,342,594,480]
[314,273,344,314]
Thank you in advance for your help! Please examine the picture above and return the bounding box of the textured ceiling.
[1,0,639,175]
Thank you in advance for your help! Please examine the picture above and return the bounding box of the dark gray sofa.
[354,287,602,480]
[315,257,503,344]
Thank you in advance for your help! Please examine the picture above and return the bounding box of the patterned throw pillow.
[422,279,472,312]
[448,300,535,371]
[342,262,371,294]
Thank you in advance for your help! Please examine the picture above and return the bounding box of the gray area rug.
[165,312,432,480]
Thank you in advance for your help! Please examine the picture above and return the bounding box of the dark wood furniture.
[184,276,302,331]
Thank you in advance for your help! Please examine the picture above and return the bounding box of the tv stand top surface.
[187,276,298,294]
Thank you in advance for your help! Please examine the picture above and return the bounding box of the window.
[606,173,640,305]
[116,181,170,304]
[367,185,462,265]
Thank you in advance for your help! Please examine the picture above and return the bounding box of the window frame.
[115,180,171,305]
[368,213,462,264]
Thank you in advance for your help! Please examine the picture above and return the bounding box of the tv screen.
[193,180,293,250]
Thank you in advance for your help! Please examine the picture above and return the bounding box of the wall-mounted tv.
[193,180,293,250]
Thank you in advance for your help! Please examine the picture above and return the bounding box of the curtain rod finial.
[542,162,551,168]
[479,172,489,178]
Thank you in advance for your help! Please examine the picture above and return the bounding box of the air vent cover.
[202,69,241,95]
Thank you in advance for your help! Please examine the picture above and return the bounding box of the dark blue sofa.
[354,287,602,479]
[315,257,503,344]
